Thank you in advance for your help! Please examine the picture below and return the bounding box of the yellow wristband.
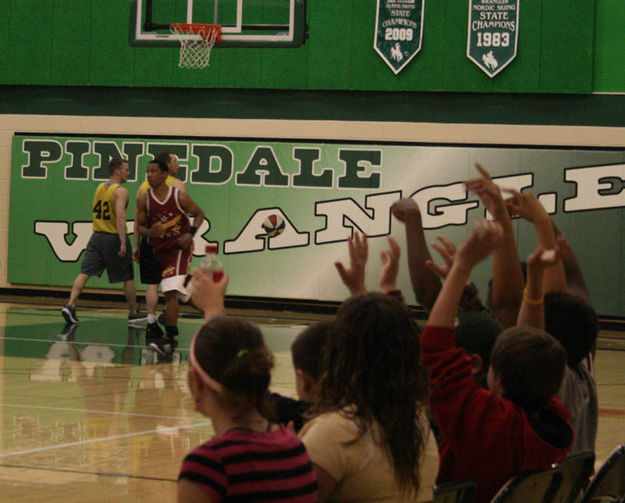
[523,289,544,305]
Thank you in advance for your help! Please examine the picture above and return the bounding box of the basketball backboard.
[130,0,307,48]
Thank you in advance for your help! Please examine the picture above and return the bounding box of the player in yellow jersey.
[61,159,146,325]
[133,152,185,338]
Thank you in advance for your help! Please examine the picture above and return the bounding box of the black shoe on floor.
[148,336,177,358]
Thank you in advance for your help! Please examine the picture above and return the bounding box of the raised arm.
[334,232,368,296]
[465,164,523,328]
[516,248,558,329]
[427,220,504,328]
[505,189,567,293]
[378,235,408,304]
[379,235,400,294]
[553,224,589,301]
[391,198,441,311]
[191,270,228,320]
[114,186,129,257]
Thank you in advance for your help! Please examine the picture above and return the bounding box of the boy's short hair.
[490,326,566,411]
[149,158,169,173]
[154,151,174,165]
[544,291,598,366]
[109,158,127,175]
[290,321,332,381]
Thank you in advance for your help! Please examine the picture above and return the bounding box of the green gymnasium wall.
[0,0,603,93]
[594,1,625,92]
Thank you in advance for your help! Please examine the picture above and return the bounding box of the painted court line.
[2,335,191,351]
[3,403,204,421]
[599,408,625,418]
[0,463,177,482]
[0,421,211,460]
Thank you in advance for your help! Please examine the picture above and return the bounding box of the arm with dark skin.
[391,198,441,311]
[552,223,589,301]
[505,189,567,294]
[427,220,504,328]
[176,192,205,250]
[465,164,524,328]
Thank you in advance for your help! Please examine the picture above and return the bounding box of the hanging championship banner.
[374,0,425,75]
[467,0,519,78]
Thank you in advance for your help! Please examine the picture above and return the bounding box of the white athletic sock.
[147,314,157,324]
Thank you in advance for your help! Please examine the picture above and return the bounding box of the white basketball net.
[171,25,220,69]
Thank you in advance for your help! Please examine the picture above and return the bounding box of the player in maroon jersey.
[136,158,205,357]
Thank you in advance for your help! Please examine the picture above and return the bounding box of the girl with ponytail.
[177,271,318,503]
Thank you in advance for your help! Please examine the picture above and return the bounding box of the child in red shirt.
[422,220,573,503]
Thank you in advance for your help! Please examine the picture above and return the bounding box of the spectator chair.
[490,467,563,503]
[433,479,477,503]
[580,444,625,503]
[551,451,595,503]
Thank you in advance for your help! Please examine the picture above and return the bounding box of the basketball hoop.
[170,23,222,69]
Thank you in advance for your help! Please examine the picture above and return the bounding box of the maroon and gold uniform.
[146,186,192,290]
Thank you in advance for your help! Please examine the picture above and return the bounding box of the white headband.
[189,329,224,393]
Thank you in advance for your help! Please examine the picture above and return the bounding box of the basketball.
[262,214,285,237]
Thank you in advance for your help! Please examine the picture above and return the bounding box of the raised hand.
[379,235,400,293]
[517,248,558,328]
[391,196,442,312]
[426,235,457,279]
[556,234,581,278]
[464,163,509,221]
[527,248,559,272]
[455,219,504,270]
[525,247,559,297]
[503,189,549,224]
[334,232,368,296]
[191,270,229,318]
[426,220,503,328]
[391,197,421,223]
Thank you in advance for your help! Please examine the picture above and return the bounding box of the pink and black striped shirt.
[179,425,318,502]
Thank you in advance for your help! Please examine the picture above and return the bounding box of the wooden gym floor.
[0,300,623,502]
